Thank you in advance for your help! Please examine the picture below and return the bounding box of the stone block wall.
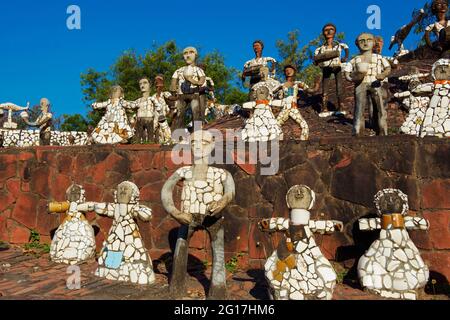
[0,137,448,282]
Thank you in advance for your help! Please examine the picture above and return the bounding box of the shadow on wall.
[425,271,450,298]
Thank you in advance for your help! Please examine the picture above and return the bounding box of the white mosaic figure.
[78,181,155,285]
[91,86,136,144]
[162,130,235,300]
[358,189,430,300]
[259,185,343,300]
[395,72,432,137]
[404,59,450,137]
[48,184,96,265]
[241,82,282,142]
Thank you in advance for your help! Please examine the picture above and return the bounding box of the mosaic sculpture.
[21,98,53,145]
[259,185,343,300]
[314,23,349,114]
[399,58,450,137]
[133,77,156,144]
[48,184,96,265]
[344,33,392,136]
[78,181,155,285]
[162,130,235,300]
[151,75,173,145]
[0,102,29,129]
[272,65,310,141]
[425,0,449,52]
[394,70,432,137]
[91,85,136,145]
[170,47,207,130]
[358,189,430,300]
[241,82,283,142]
[242,40,277,88]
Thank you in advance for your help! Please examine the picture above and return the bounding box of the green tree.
[60,114,89,132]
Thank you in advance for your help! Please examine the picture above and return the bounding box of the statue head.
[286,185,316,210]
[66,184,86,203]
[155,74,165,89]
[322,23,337,40]
[251,82,271,101]
[373,36,384,54]
[40,98,50,112]
[374,189,409,216]
[139,77,151,93]
[284,64,297,78]
[190,130,215,162]
[432,58,450,80]
[253,40,264,56]
[110,85,124,100]
[356,33,375,53]
[432,0,448,18]
[183,47,198,65]
[114,181,140,204]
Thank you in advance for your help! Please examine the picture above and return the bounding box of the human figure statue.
[21,98,53,145]
[425,0,449,52]
[259,185,343,300]
[151,75,173,144]
[48,184,96,265]
[272,65,310,140]
[161,130,236,300]
[133,77,156,144]
[170,47,207,131]
[0,102,29,129]
[314,23,349,113]
[344,33,392,136]
[394,69,432,137]
[77,181,155,285]
[403,58,450,137]
[91,85,136,145]
[357,189,430,300]
[242,40,277,89]
[241,82,283,142]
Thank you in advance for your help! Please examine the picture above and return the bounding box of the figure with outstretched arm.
[21,98,53,145]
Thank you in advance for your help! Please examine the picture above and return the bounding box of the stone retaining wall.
[0,137,448,282]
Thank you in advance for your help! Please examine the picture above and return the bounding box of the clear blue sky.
[0,0,427,118]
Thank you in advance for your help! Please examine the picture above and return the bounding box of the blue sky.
[0,0,428,117]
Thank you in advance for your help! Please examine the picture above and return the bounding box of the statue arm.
[170,78,178,94]
[258,218,289,232]
[133,204,152,222]
[412,83,434,94]
[161,172,183,217]
[359,218,382,231]
[309,220,343,234]
[77,202,114,217]
[376,59,392,81]
[92,100,110,110]
[404,216,429,231]
[208,171,235,216]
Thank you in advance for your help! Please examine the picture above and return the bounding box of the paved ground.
[0,247,447,300]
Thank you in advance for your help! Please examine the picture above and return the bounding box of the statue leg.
[170,224,195,297]
[353,84,367,136]
[322,68,332,112]
[371,87,388,136]
[291,109,309,140]
[199,95,207,124]
[276,107,290,126]
[207,222,227,300]
[190,97,202,126]
[335,67,345,111]
[172,99,188,131]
